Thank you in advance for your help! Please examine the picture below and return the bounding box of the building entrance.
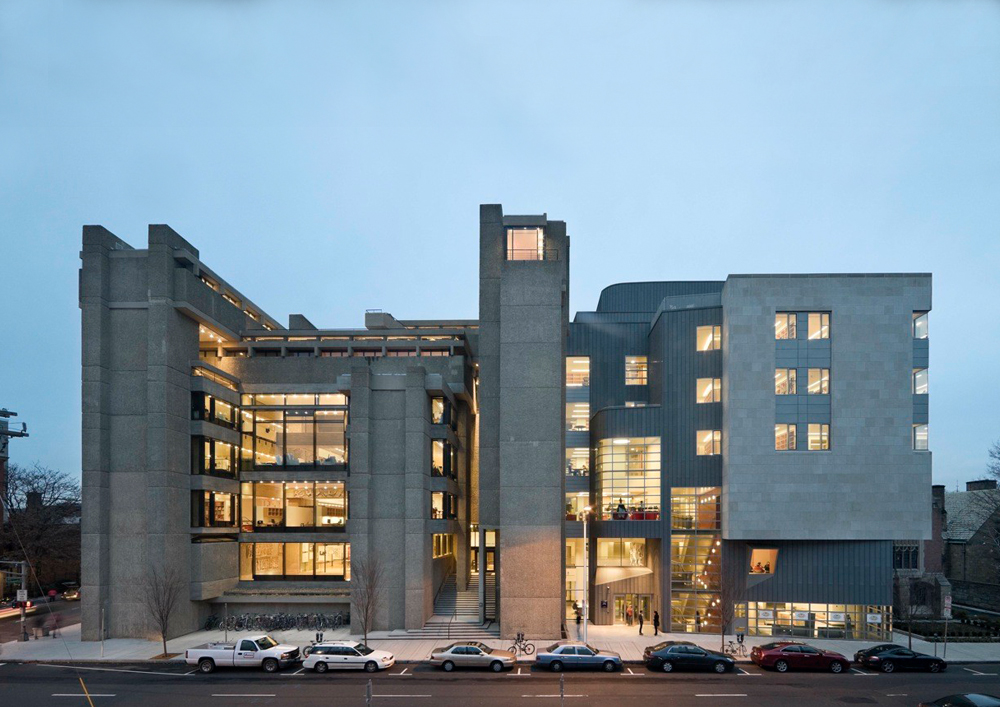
[470,525,496,574]
[614,594,651,625]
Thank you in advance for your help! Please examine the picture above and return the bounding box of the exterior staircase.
[387,572,499,640]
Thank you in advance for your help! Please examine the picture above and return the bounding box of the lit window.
[506,227,545,261]
[566,448,589,477]
[566,357,590,387]
[807,424,830,451]
[696,378,721,404]
[696,326,721,351]
[625,356,648,385]
[912,368,928,395]
[807,368,830,395]
[749,548,778,574]
[595,438,661,520]
[913,311,929,339]
[775,313,796,340]
[566,402,590,432]
[808,312,830,340]
[775,424,796,451]
[696,430,722,456]
[775,369,796,395]
[913,424,928,451]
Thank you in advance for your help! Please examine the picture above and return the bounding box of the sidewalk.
[2,621,996,664]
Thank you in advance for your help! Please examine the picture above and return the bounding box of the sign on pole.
[943,595,952,619]
[16,589,27,602]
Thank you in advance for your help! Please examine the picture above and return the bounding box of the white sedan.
[302,641,395,673]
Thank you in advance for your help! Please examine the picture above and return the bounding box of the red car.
[750,640,849,673]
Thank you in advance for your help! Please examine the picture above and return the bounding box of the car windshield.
[546,644,561,653]
[356,644,374,655]
[585,644,599,654]
[256,637,277,649]
[477,644,492,654]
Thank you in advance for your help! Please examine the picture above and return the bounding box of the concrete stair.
[386,573,499,641]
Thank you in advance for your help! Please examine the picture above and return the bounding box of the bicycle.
[725,640,748,658]
[507,631,535,656]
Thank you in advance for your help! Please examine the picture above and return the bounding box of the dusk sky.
[1,0,998,491]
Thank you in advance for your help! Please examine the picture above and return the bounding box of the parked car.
[920,695,1000,707]
[535,641,622,672]
[185,635,300,673]
[302,641,394,673]
[853,643,903,664]
[62,588,80,601]
[855,645,946,673]
[750,640,849,673]
[643,641,735,674]
[429,642,515,672]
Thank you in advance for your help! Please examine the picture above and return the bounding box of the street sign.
[944,595,952,619]
[16,589,27,602]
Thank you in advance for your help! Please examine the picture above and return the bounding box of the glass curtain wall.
[595,437,661,520]
[240,481,347,532]
[239,542,351,581]
[743,602,891,641]
[670,487,721,633]
[240,394,348,470]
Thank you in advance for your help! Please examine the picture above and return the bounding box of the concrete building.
[80,208,932,642]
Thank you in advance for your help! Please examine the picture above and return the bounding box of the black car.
[644,641,736,674]
[854,643,902,664]
[919,695,1000,707]
[856,645,946,673]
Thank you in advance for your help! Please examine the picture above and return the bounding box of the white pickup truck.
[185,635,300,673]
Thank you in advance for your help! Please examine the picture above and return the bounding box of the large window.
[191,491,237,528]
[241,394,348,470]
[239,541,350,581]
[597,538,647,567]
[808,313,831,340]
[696,326,721,351]
[566,448,589,477]
[431,440,458,479]
[807,369,830,395]
[506,227,545,261]
[431,491,457,520]
[696,378,721,404]
[743,602,891,641]
[566,402,590,432]
[431,396,456,429]
[912,368,928,395]
[595,437,661,520]
[913,311,929,339]
[566,357,590,387]
[774,313,797,340]
[775,424,797,451]
[671,535,721,591]
[670,487,721,632]
[807,424,830,451]
[433,534,455,558]
[696,430,722,456]
[625,356,648,385]
[240,481,347,532]
[775,369,796,395]
[192,437,237,478]
[670,487,720,531]
[749,548,778,574]
[192,392,240,430]
[913,424,928,451]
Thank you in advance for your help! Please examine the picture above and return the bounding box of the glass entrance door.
[614,594,651,625]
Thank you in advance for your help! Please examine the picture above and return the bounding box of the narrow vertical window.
[913,424,928,451]
[625,356,648,385]
[775,369,796,395]
[808,313,830,340]
[912,368,928,395]
[913,311,929,339]
[775,424,796,451]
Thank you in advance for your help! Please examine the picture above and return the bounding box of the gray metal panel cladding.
[591,405,664,439]
[737,540,893,605]
[596,282,725,313]
[570,320,651,412]
[651,306,724,489]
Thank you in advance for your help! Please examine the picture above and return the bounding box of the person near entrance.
[638,609,644,635]
[626,603,634,626]
[695,610,702,631]
[653,610,660,636]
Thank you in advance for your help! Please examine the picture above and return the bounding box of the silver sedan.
[429,642,516,672]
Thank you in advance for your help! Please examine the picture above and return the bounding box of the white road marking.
[53,695,116,698]
[695,694,747,698]
[184,669,198,675]
[212,695,276,698]
[851,668,876,675]
[507,667,531,676]
[389,668,409,675]
[36,664,188,677]
[292,668,305,675]
[370,696,431,699]
[736,668,762,675]
[886,695,908,698]
[521,696,587,699]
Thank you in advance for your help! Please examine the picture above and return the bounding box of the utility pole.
[0,408,29,524]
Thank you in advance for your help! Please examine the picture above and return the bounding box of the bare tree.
[353,551,386,646]
[141,566,184,657]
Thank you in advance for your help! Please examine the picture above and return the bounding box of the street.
[0,599,81,643]
[1,661,998,706]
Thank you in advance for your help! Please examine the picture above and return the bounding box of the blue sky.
[1,0,998,490]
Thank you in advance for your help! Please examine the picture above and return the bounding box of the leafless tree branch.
[141,566,184,657]
[352,551,385,646]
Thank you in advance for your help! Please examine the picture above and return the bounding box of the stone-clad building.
[80,206,932,642]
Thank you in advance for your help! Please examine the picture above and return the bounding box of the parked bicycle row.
[185,634,950,677]
[202,611,348,633]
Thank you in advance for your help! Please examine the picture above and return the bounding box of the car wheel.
[661,661,674,673]
[830,661,844,674]
[603,661,616,673]
[198,658,215,674]
[550,660,563,672]
[881,661,895,673]
[490,661,503,673]
[262,658,279,673]
[364,661,378,673]
[714,661,728,674]
[774,660,789,673]
[929,662,942,673]
[314,661,328,674]
[442,660,455,672]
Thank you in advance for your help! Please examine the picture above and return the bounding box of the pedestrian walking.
[626,603,634,626]
[653,610,660,636]
[638,610,644,635]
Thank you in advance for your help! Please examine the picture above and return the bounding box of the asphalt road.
[0,598,81,642]
[1,661,998,706]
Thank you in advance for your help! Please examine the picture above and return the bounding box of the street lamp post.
[583,505,591,645]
